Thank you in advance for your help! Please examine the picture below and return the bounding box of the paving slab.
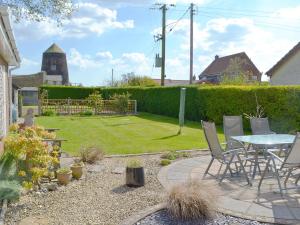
[157,156,300,224]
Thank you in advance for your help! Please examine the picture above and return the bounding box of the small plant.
[161,152,177,160]
[110,92,131,114]
[79,110,93,116]
[127,158,143,168]
[244,92,265,119]
[57,167,71,174]
[161,151,191,160]
[42,109,56,116]
[0,180,21,201]
[167,180,217,220]
[160,159,171,166]
[79,146,104,164]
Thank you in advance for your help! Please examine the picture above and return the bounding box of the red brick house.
[199,52,261,83]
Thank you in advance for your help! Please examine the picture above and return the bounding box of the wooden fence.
[39,99,137,115]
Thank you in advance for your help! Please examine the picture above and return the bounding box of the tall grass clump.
[167,180,217,220]
[79,146,104,164]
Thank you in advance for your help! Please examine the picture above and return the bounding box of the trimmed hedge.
[40,85,300,132]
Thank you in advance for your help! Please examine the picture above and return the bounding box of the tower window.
[51,64,56,71]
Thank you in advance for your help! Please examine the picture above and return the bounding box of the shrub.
[85,91,103,113]
[42,109,56,116]
[167,180,217,220]
[79,146,104,164]
[127,158,143,168]
[79,110,93,116]
[160,159,171,166]
[110,92,131,114]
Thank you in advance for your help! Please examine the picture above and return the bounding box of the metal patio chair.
[223,115,245,151]
[258,133,300,194]
[201,120,251,185]
[250,117,275,135]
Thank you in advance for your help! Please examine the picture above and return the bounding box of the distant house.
[152,79,191,86]
[266,42,300,85]
[199,52,261,83]
[12,71,62,105]
[0,6,21,152]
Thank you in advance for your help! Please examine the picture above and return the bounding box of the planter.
[71,164,84,179]
[126,167,145,187]
[57,171,72,185]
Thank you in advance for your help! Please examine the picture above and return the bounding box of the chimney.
[215,55,219,60]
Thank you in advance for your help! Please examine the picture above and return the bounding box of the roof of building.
[152,79,191,86]
[0,6,20,66]
[12,72,46,88]
[266,42,300,77]
[44,43,64,54]
[200,52,261,77]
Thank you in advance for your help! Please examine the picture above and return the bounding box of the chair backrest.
[201,121,223,160]
[223,115,244,149]
[284,133,300,166]
[250,117,271,135]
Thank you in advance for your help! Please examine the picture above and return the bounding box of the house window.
[50,58,57,71]
[252,76,257,80]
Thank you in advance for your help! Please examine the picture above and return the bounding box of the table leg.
[252,146,259,180]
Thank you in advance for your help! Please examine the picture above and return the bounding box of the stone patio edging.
[119,203,166,225]
[106,149,208,158]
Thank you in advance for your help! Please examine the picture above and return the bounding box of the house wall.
[271,51,300,85]
[0,54,9,155]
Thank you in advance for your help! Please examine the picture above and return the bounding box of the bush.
[40,85,300,133]
[79,110,93,116]
[160,159,171,166]
[42,109,56,116]
[79,146,104,164]
[110,92,131,114]
[167,180,217,220]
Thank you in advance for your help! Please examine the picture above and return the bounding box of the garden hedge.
[40,85,300,132]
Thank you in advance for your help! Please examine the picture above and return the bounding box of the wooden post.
[134,100,137,114]
[67,98,71,115]
[178,88,186,134]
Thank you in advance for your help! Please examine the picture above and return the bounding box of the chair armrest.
[223,148,245,155]
[267,150,284,163]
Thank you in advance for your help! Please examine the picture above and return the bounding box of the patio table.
[231,134,295,179]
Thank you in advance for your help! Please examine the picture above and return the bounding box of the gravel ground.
[5,155,164,225]
[136,209,270,225]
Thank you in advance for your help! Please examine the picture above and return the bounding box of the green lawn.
[36,113,225,155]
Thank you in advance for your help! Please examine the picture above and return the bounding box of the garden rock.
[43,183,58,191]
[112,167,125,174]
[87,165,105,173]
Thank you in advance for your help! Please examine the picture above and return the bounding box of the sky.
[12,0,300,86]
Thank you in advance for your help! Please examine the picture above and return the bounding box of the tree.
[1,0,75,23]
[121,72,158,87]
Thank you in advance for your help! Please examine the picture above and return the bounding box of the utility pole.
[189,3,195,84]
[161,4,167,86]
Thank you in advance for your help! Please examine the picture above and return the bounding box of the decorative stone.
[44,183,58,191]
[87,165,105,173]
[112,167,125,174]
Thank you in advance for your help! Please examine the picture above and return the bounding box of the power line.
[168,6,190,33]
[199,11,300,32]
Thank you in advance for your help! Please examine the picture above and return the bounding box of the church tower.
[41,43,69,85]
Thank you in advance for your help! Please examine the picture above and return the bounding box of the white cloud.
[96,51,113,60]
[21,57,39,67]
[13,2,134,40]
[68,49,152,76]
